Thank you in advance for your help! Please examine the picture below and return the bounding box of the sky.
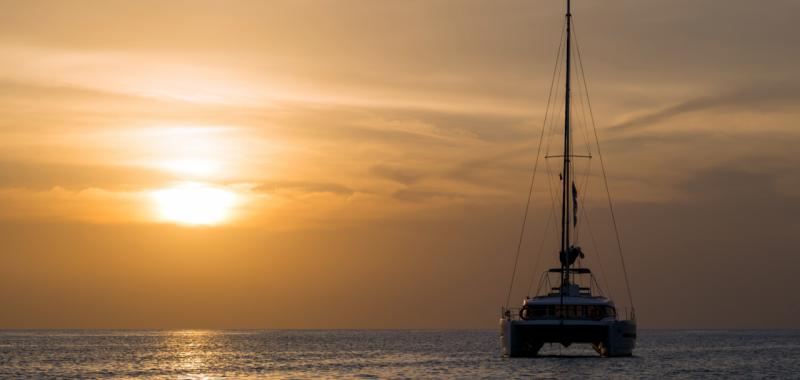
[1,0,799,329]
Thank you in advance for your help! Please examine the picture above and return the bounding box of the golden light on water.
[151,183,237,225]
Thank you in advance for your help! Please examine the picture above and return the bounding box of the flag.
[572,182,578,227]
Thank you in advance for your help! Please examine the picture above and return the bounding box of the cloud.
[677,166,800,212]
[370,164,426,185]
[0,161,171,191]
[391,188,463,203]
[608,82,800,133]
[253,181,355,197]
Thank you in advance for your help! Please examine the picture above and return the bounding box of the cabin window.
[523,305,616,320]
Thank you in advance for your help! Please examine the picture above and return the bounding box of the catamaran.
[500,0,637,357]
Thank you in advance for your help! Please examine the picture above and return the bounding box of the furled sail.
[572,182,578,227]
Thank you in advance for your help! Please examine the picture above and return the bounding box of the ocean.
[0,329,798,379]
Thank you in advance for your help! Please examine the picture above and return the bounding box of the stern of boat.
[500,316,545,357]
[500,307,636,357]
[595,319,636,357]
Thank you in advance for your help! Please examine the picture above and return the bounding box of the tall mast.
[560,0,572,288]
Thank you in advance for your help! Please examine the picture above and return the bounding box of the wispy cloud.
[608,82,800,133]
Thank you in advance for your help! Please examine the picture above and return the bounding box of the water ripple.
[0,329,798,379]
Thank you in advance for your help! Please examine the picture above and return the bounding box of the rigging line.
[573,37,594,159]
[591,274,605,298]
[543,80,564,160]
[538,20,567,286]
[543,93,564,228]
[519,16,566,301]
[525,208,553,296]
[544,159,561,236]
[539,26,567,278]
[573,152,592,243]
[572,37,594,243]
[528,102,563,295]
[543,27,566,161]
[537,272,551,297]
[546,53,566,213]
[581,203,613,300]
[543,76,564,234]
[503,19,566,309]
[573,21,635,310]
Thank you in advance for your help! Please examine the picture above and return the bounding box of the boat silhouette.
[500,0,637,357]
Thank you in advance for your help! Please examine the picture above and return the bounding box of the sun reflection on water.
[164,330,219,378]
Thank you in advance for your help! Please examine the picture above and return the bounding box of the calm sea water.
[0,329,798,379]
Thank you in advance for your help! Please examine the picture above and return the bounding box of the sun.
[151,182,237,225]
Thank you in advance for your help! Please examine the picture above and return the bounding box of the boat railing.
[501,307,522,321]
[533,270,607,298]
[501,306,636,322]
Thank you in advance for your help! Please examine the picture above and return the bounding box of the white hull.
[500,318,636,357]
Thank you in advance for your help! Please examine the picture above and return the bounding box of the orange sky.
[1,0,799,329]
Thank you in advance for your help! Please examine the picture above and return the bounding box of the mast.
[560,0,572,288]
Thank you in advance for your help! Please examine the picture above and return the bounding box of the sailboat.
[500,0,636,357]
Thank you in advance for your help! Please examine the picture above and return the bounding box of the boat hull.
[500,318,636,357]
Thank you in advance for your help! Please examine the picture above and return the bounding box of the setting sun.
[151,183,237,225]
